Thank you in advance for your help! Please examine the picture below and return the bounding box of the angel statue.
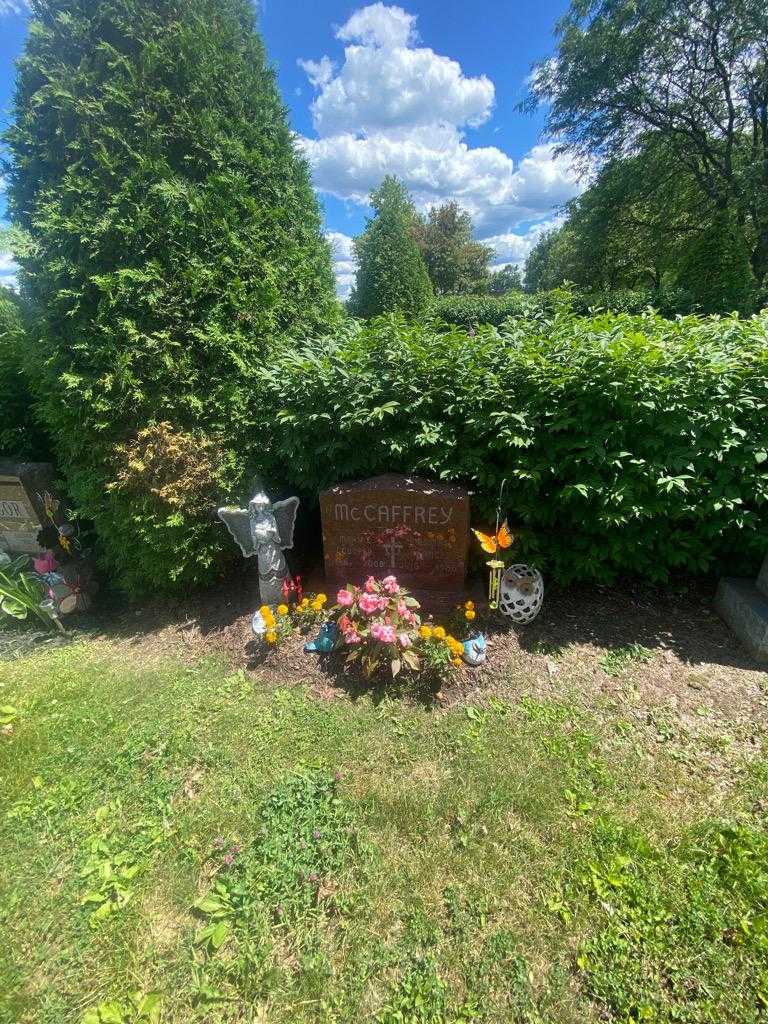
[217,488,299,606]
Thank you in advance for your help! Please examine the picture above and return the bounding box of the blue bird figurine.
[304,621,340,654]
[462,633,487,666]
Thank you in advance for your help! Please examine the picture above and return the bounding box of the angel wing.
[272,497,299,551]
[217,507,255,557]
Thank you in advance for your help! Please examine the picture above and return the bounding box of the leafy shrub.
[432,286,707,328]
[4,0,338,595]
[430,291,533,328]
[257,308,768,584]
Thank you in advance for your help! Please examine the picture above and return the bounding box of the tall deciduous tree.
[414,201,493,295]
[525,0,768,283]
[3,0,338,594]
[677,209,756,314]
[348,177,433,318]
[487,264,524,295]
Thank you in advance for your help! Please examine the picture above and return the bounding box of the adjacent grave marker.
[715,553,768,661]
[320,474,470,603]
[0,461,56,555]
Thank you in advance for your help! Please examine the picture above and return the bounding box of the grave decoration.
[320,474,470,609]
[499,564,544,623]
[472,479,544,624]
[218,487,299,606]
[0,552,66,633]
[472,479,514,609]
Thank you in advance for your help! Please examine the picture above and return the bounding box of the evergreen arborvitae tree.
[676,210,756,315]
[348,177,433,318]
[0,286,49,461]
[4,0,338,594]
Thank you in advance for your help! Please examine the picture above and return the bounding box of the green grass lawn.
[1,641,767,1023]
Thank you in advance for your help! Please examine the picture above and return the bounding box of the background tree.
[524,226,579,292]
[414,201,493,295]
[348,177,433,318]
[677,209,756,314]
[525,0,768,285]
[526,136,714,294]
[3,0,338,594]
[487,264,524,295]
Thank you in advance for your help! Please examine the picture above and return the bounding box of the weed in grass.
[598,643,654,677]
[191,770,364,1006]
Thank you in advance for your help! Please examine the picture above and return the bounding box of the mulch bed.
[79,571,767,731]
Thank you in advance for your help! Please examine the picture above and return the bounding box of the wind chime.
[472,479,513,610]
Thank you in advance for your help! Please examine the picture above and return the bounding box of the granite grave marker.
[320,474,470,603]
[0,461,56,555]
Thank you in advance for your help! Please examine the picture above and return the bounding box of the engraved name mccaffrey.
[333,502,454,525]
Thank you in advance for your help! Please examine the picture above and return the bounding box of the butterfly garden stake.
[472,479,514,610]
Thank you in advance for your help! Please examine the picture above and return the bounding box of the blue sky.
[0,0,581,294]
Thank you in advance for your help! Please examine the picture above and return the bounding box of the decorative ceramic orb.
[498,564,544,623]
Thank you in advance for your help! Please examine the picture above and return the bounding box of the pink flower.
[378,596,390,612]
[398,632,412,648]
[397,599,408,617]
[34,551,57,575]
[337,588,354,606]
[359,592,380,615]
[381,575,399,594]
[378,625,396,644]
[364,576,377,593]
[344,629,361,645]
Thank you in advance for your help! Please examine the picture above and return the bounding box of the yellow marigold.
[451,657,463,668]
[295,604,304,615]
[277,604,289,616]
[265,630,278,645]
[465,609,476,621]
[464,600,475,610]
[419,624,433,639]
[316,593,328,605]
[433,626,446,640]
[259,605,271,618]
[301,597,310,606]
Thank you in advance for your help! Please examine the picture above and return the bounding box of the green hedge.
[429,287,698,328]
[257,309,768,584]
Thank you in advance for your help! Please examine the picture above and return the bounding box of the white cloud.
[483,215,565,269]
[0,252,19,291]
[297,56,335,89]
[301,131,580,237]
[326,230,357,300]
[307,38,493,136]
[0,0,27,14]
[299,3,585,295]
[337,3,417,49]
